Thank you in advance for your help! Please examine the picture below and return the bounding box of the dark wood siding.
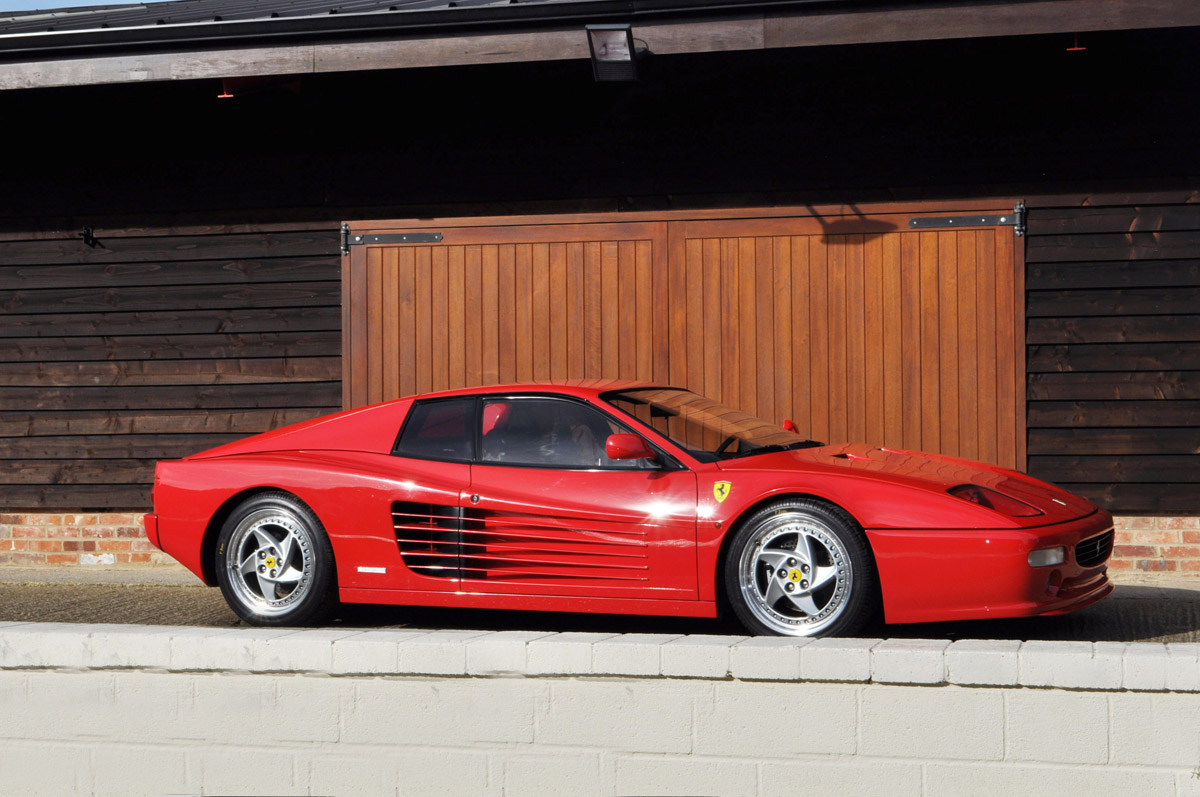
[1025,196,1200,513]
[0,226,342,509]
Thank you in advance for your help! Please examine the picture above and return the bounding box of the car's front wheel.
[215,491,337,626]
[724,499,877,637]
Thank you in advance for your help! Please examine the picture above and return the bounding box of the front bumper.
[867,509,1114,625]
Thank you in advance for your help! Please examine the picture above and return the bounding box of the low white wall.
[1,623,1198,796]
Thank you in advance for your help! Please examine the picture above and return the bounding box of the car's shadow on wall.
[330,583,1200,644]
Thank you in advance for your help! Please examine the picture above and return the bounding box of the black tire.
[215,491,338,626]
[723,498,877,637]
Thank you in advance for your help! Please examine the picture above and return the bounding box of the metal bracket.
[345,231,444,249]
[908,201,1026,237]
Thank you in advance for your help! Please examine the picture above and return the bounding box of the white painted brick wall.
[614,755,758,797]
[1004,690,1109,764]
[859,685,1005,761]
[0,623,1198,797]
[946,638,1021,686]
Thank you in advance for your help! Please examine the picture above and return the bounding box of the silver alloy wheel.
[736,511,853,636]
[225,507,315,617]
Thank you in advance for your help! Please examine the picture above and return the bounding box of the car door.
[464,395,699,601]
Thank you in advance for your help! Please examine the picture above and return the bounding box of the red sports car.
[147,382,1114,637]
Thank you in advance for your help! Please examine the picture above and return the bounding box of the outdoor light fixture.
[586,24,639,82]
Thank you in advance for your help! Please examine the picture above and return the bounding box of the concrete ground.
[0,565,1197,642]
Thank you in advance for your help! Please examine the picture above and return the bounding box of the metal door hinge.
[909,201,1026,237]
[343,229,443,254]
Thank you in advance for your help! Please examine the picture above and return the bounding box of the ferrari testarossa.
[147,381,1114,637]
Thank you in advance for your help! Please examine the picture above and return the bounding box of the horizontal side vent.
[393,501,462,578]
[392,502,649,582]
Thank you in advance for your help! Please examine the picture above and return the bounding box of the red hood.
[717,442,1096,526]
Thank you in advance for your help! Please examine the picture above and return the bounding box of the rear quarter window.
[393,398,476,461]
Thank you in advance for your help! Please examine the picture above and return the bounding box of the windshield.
[604,388,823,462]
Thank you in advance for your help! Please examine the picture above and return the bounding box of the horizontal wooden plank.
[1038,483,1200,514]
[1026,206,1200,236]
[0,306,341,339]
[2,484,151,510]
[0,255,337,291]
[1028,371,1200,400]
[0,332,340,363]
[1026,260,1200,291]
[0,408,330,438]
[0,281,339,315]
[1026,231,1200,263]
[1028,400,1200,427]
[0,358,342,387]
[1028,427,1200,455]
[0,382,341,411]
[3,434,244,460]
[1026,189,1200,210]
[1027,343,1200,372]
[1028,455,1200,483]
[1,460,155,485]
[1027,287,1200,317]
[0,231,339,266]
[0,220,336,243]
[1027,315,1200,344]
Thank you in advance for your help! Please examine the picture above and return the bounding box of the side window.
[479,398,644,469]
[393,398,476,461]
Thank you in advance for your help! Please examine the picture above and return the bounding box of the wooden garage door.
[344,208,1025,468]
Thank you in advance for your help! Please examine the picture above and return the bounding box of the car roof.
[404,379,665,401]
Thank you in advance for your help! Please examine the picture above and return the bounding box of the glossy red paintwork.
[151,381,1113,627]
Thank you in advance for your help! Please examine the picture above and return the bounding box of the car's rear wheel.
[215,492,337,626]
[724,499,877,637]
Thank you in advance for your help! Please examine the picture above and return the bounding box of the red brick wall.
[0,513,173,567]
[1111,516,1200,577]
[0,511,1197,576]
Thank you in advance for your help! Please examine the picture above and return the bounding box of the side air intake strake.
[392,501,649,582]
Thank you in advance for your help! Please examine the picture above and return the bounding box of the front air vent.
[1075,529,1114,568]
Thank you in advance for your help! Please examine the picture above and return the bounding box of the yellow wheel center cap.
[265,556,277,569]
[788,569,802,583]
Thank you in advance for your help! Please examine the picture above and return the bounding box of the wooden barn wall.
[0,226,342,509]
[1025,197,1200,513]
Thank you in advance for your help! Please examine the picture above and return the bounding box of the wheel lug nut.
[785,583,795,592]
[802,564,809,573]
[788,558,797,566]
[258,565,265,573]
[801,580,809,589]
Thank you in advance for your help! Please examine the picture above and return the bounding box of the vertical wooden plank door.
[666,215,1025,469]
[344,208,1025,470]
[343,222,668,408]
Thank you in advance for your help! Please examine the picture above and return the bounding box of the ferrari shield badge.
[713,481,732,503]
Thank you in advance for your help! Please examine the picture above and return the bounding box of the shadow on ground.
[0,582,1197,642]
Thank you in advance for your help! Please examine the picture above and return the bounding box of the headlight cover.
[948,484,1044,517]
[1028,546,1066,568]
